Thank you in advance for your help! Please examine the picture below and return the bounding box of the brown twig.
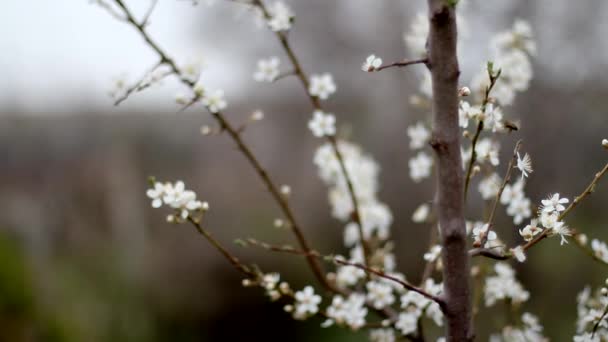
[374,58,428,72]
[250,0,371,267]
[113,60,165,106]
[478,140,522,247]
[187,217,255,276]
[141,0,159,27]
[107,0,334,293]
[463,66,501,199]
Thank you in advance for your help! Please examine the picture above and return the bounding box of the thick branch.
[426,1,472,341]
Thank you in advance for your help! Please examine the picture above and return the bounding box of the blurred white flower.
[202,89,227,113]
[309,73,337,100]
[308,110,336,137]
[362,54,383,72]
[253,57,280,82]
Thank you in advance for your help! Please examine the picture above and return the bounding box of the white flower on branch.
[403,13,428,58]
[423,245,442,263]
[325,293,368,330]
[472,223,497,248]
[362,54,383,72]
[501,178,525,205]
[482,103,505,133]
[478,173,501,200]
[267,1,294,32]
[591,239,608,263]
[395,311,419,336]
[549,221,571,245]
[293,286,321,319]
[412,203,430,223]
[308,110,336,137]
[510,246,526,263]
[147,180,207,221]
[369,328,395,342]
[407,121,430,150]
[506,196,531,225]
[201,89,227,113]
[335,265,365,288]
[308,73,337,100]
[485,263,529,307]
[516,152,533,179]
[475,138,500,166]
[541,193,569,213]
[366,281,395,310]
[253,57,280,82]
[603,139,608,149]
[409,151,433,183]
[519,219,542,242]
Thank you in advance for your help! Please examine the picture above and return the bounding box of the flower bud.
[602,139,608,149]
[458,86,471,97]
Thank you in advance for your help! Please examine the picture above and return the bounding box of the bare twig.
[333,258,445,309]
[478,140,522,247]
[187,217,255,276]
[92,0,127,22]
[113,60,165,105]
[374,58,428,72]
[141,0,159,27]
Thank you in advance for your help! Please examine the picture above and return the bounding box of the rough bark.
[425,1,473,340]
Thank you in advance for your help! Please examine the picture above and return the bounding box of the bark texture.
[426,1,473,340]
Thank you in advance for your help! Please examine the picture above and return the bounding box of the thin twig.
[250,0,371,267]
[478,140,522,247]
[334,258,446,310]
[107,0,334,293]
[141,0,159,27]
[92,0,127,22]
[113,60,164,105]
[374,58,428,72]
[592,303,608,338]
[187,217,255,276]
[463,67,501,199]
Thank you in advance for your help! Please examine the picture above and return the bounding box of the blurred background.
[1,0,608,340]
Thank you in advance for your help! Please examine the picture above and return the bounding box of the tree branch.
[374,58,428,72]
[426,1,472,340]
[107,0,334,293]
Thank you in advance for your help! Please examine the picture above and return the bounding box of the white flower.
[395,312,419,335]
[592,239,608,263]
[510,246,526,262]
[482,103,504,133]
[409,152,433,182]
[308,110,336,137]
[336,265,365,288]
[202,89,227,113]
[500,178,525,205]
[478,173,501,200]
[484,262,529,307]
[366,281,395,309]
[506,196,531,225]
[472,223,497,248]
[412,203,430,223]
[369,328,395,342]
[516,152,533,179]
[309,73,337,100]
[603,139,608,149]
[325,293,368,329]
[293,286,321,319]
[148,180,207,221]
[261,273,280,291]
[475,138,500,166]
[549,221,571,245]
[267,1,293,32]
[407,122,430,150]
[253,57,280,82]
[519,219,542,241]
[541,193,569,213]
[458,101,473,128]
[423,245,442,263]
[403,13,429,58]
[362,54,383,72]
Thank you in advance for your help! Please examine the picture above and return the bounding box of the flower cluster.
[323,293,368,330]
[484,263,529,307]
[291,286,321,320]
[146,180,208,222]
[575,280,608,340]
[266,1,294,32]
[489,312,547,341]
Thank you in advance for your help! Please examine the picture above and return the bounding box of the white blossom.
[472,223,497,248]
[325,293,368,329]
[478,173,501,200]
[501,178,525,205]
[603,139,608,149]
[308,110,336,137]
[592,239,608,263]
[366,281,395,309]
[407,122,430,150]
[409,152,434,183]
[294,286,321,319]
[369,328,395,342]
[403,13,428,58]
[519,219,542,242]
[475,138,500,166]
[309,73,337,100]
[362,55,383,72]
[253,57,280,82]
[510,246,526,263]
[202,89,227,113]
[395,312,419,336]
[506,196,532,225]
[267,1,293,32]
[423,245,442,263]
[412,203,430,223]
[147,180,207,221]
[485,263,529,307]
[482,103,504,133]
[516,152,533,179]
[541,193,569,213]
